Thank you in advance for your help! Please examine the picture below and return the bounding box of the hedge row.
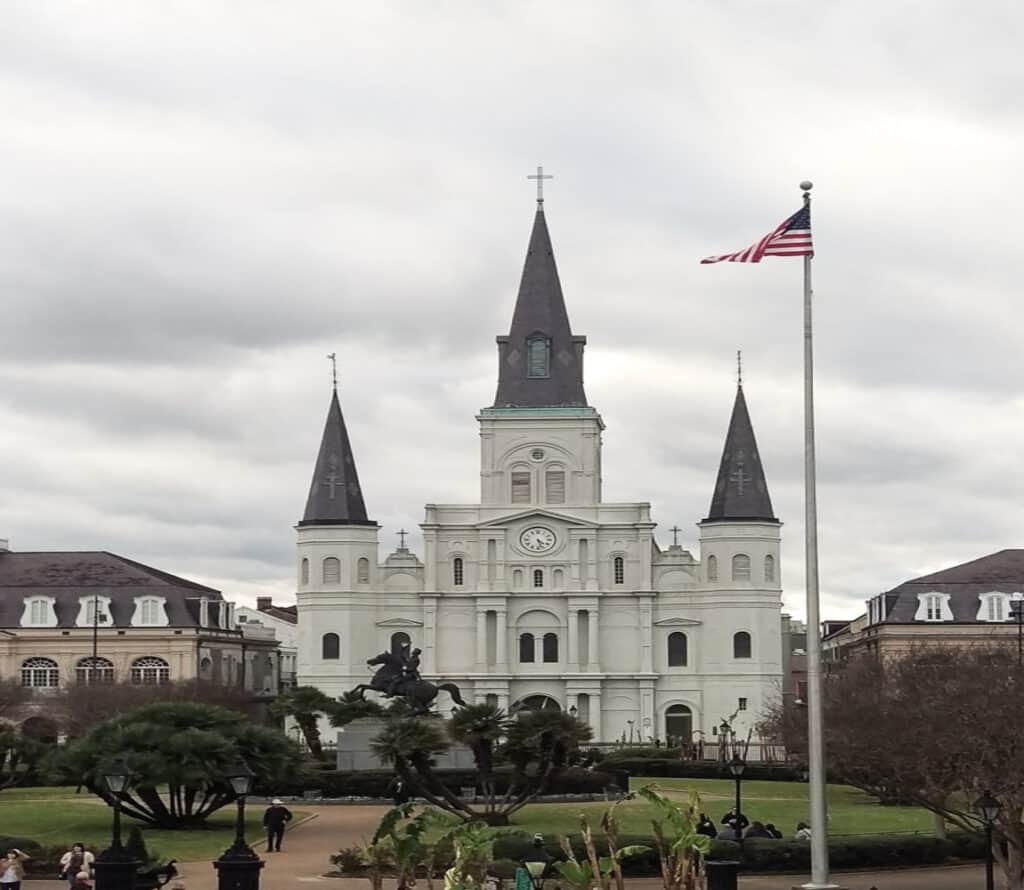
[257,766,628,799]
[493,831,987,874]
[599,757,802,782]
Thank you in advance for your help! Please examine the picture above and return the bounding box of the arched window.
[733,631,752,659]
[390,632,411,655]
[545,469,565,503]
[613,556,624,585]
[515,695,560,712]
[300,558,309,585]
[764,554,775,583]
[453,557,464,586]
[533,569,544,588]
[131,656,170,685]
[76,656,114,685]
[21,657,59,688]
[542,632,558,663]
[707,555,718,581]
[323,557,341,584]
[322,633,340,660]
[519,633,535,663]
[732,554,751,581]
[513,569,523,589]
[667,632,688,667]
[136,597,164,626]
[511,470,531,504]
[358,558,370,583]
[526,336,550,378]
[665,704,693,745]
[553,568,564,588]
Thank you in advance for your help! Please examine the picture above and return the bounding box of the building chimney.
[256,596,272,612]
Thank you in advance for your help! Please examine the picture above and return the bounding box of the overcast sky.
[2,2,1022,622]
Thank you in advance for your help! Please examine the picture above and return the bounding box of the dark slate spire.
[298,388,374,527]
[493,207,588,408]
[704,385,777,522]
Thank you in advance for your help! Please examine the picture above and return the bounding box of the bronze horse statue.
[349,650,467,713]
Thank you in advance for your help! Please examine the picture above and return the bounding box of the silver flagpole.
[797,181,838,890]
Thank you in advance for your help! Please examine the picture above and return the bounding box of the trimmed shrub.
[257,766,624,799]
[601,758,802,782]
[494,831,985,874]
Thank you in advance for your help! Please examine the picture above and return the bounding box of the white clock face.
[520,527,556,553]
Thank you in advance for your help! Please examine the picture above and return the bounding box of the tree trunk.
[932,811,947,839]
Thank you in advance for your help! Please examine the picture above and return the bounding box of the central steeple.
[493,205,588,408]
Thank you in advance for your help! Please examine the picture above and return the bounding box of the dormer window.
[21,597,57,628]
[915,592,953,622]
[526,336,550,378]
[977,592,1009,622]
[132,596,168,627]
[76,596,113,628]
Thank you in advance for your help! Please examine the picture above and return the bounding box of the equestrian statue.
[349,644,467,713]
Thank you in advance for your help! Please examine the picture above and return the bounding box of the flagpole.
[797,181,838,890]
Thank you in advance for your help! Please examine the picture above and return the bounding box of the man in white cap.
[262,798,293,852]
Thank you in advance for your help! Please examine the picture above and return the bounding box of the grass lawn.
[0,789,302,861]
[504,778,935,839]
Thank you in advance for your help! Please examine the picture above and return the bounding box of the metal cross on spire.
[397,528,408,549]
[737,350,743,387]
[327,352,338,390]
[527,166,553,205]
[670,525,682,547]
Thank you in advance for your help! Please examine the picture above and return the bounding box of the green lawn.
[0,790,300,860]
[504,778,935,839]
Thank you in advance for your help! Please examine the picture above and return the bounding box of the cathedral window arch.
[707,555,718,582]
[533,568,544,588]
[322,632,340,660]
[357,558,370,583]
[300,558,309,585]
[513,569,524,588]
[764,554,775,583]
[545,465,566,503]
[732,554,751,581]
[510,465,532,504]
[453,557,464,587]
[553,568,564,588]
[612,555,625,585]
[542,632,559,662]
[668,632,688,667]
[323,557,341,584]
[664,704,693,745]
[733,631,752,659]
[519,632,535,663]
[526,335,550,378]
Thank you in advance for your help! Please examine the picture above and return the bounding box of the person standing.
[1,848,30,890]
[59,845,94,888]
[263,798,293,852]
[696,814,717,839]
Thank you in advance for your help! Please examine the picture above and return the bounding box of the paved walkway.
[22,803,988,890]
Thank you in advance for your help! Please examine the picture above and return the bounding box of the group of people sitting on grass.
[695,808,813,842]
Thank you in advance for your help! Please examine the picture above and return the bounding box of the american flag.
[700,205,813,264]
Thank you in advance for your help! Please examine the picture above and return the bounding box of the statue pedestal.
[336,718,476,771]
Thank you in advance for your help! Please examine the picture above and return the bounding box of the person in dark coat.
[744,821,773,839]
[720,808,749,831]
[696,814,717,839]
[262,799,293,852]
[765,823,783,839]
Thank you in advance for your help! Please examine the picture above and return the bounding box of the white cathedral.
[295,200,783,744]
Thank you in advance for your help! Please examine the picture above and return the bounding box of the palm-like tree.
[270,685,338,760]
[504,709,593,811]
[447,703,509,803]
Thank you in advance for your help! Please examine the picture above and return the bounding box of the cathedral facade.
[295,202,783,744]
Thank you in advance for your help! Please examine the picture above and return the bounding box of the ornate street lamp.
[213,762,263,890]
[94,759,139,890]
[728,753,747,843]
[521,835,552,890]
[974,791,1001,890]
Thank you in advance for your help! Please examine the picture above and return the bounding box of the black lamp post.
[974,791,1001,890]
[1010,594,1024,667]
[521,834,552,890]
[94,759,139,890]
[213,762,263,890]
[728,753,747,844]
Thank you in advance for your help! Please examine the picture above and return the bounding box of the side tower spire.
[705,382,776,522]
[493,201,587,408]
[298,385,374,526]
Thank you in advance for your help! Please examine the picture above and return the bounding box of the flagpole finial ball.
[799,180,813,191]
